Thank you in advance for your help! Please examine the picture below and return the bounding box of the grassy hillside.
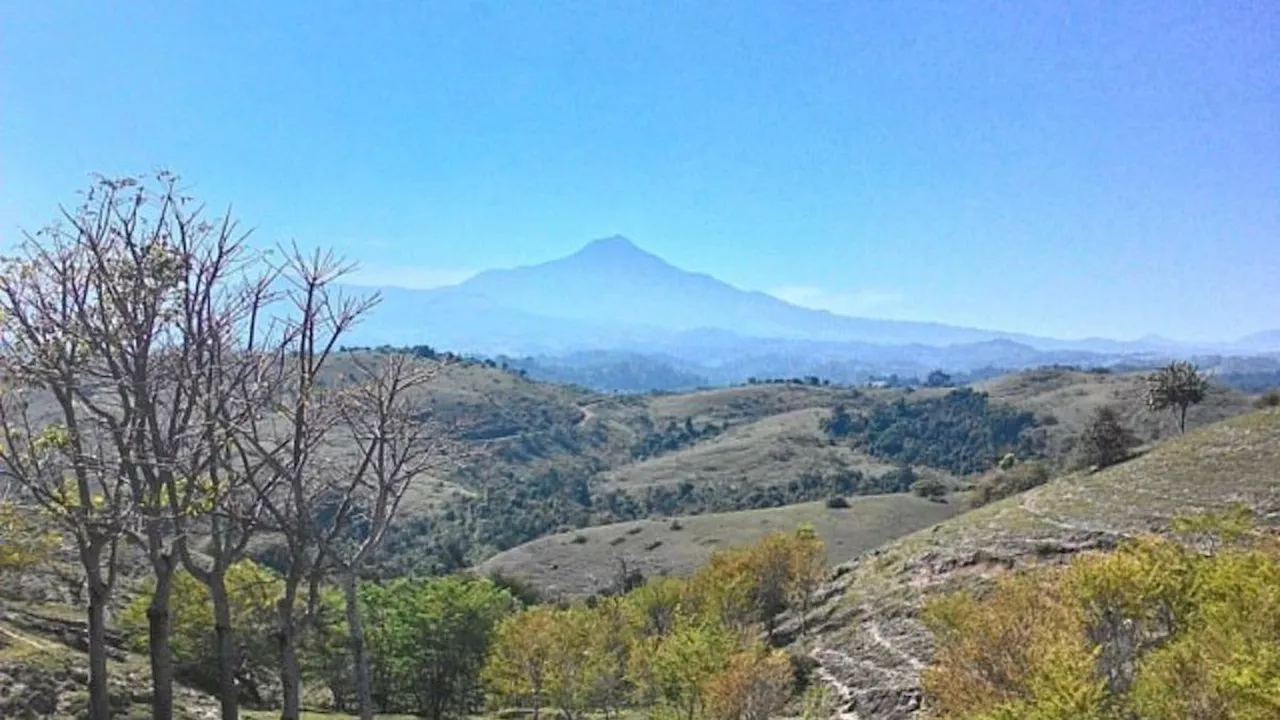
[601,408,900,492]
[978,367,1251,457]
[793,407,1280,720]
[477,493,966,599]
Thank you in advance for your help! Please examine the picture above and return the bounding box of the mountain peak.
[576,235,643,256]
[567,235,669,269]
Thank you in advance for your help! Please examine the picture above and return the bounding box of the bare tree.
[176,424,279,720]
[0,174,266,720]
[321,353,454,720]
[227,247,380,720]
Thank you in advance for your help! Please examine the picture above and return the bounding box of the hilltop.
[791,407,1280,719]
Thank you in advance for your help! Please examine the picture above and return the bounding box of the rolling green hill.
[791,407,1280,720]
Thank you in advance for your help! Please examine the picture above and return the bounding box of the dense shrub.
[922,508,1280,719]
[825,496,851,509]
[1075,406,1138,470]
[911,476,949,499]
[969,461,1052,508]
[826,388,1040,475]
[484,529,824,719]
[1255,388,1280,409]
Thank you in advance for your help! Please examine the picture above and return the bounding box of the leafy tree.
[1146,360,1210,433]
[820,405,854,438]
[361,575,514,719]
[628,577,687,639]
[911,475,948,499]
[1076,406,1137,470]
[119,560,282,707]
[831,389,1039,474]
[684,528,826,639]
[922,509,1280,718]
[628,621,738,720]
[786,526,826,638]
[703,647,795,720]
[925,370,953,388]
[484,607,559,719]
[0,499,60,581]
[1255,388,1280,409]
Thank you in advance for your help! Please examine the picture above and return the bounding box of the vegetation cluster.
[823,388,1041,475]
[922,507,1280,719]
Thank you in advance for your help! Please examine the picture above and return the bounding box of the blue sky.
[2,1,1276,342]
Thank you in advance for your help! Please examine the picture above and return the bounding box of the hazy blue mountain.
[339,236,1272,389]
[347,236,1035,348]
[1235,329,1280,353]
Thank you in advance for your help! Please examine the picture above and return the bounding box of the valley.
[366,357,1255,580]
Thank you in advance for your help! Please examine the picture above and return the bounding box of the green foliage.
[639,468,867,518]
[820,404,854,437]
[925,370,954,388]
[631,418,723,460]
[119,561,282,703]
[683,528,826,637]
[922,509,1280,719]
[1075,406,1137,470]
[0,501,59,578]
[1254,389,1280,410]
[484,529,824,719]
[628,621,738,720]
[969,460,1052,508]
[361,575,516,719]
[911,475,949,499]
[827,388,1040,475]
[1145,360,1210,432]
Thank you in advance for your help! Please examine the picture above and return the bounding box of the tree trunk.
[278,587,302,720]
[86,577,112,720]
[148,568,176,720]
[210,572,240,720]
[1180,404,1188,433]
[342,571,375,720]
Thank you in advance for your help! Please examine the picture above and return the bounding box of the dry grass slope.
[477,493,965,598]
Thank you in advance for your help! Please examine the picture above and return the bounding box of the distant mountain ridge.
[342,236,1280,388]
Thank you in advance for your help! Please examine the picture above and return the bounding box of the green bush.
[911,476,949,499]
[969,461,1052,508]
[1255,388,1280,409]
[1076,406,1138,470]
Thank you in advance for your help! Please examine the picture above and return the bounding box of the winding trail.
[865,620,925,672]
[0,623,55,651]
[1019,492,1090,533]
[577,402,600,425]
[810,647,865,720]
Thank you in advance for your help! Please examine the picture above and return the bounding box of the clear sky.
[2,1,1276,342]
